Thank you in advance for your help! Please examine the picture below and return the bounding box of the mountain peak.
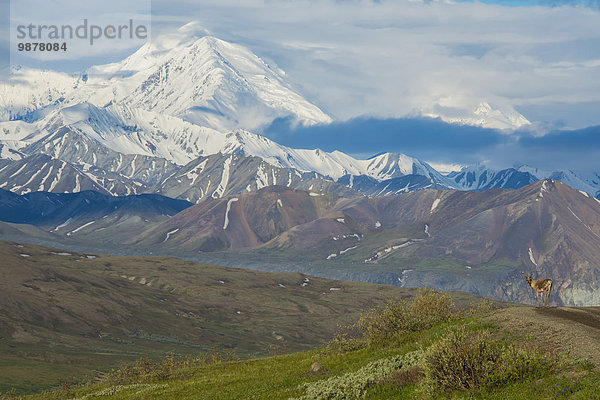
[421,100,530,130]
[2,27,331,134]
[115,30,332,131]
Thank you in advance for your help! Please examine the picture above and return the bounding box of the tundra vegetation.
[6,288,599,400]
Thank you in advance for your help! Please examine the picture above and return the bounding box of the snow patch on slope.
[223,197,239,230]
[578,190,590,198]
[163,228,180,242]
[528,247,537,266]
[67,221,95,235]
[213,155,232,198]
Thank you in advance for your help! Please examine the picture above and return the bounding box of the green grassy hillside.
[0,240,482,395]
[13,291,600,400]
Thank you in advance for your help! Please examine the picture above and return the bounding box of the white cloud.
[149,0,600,127]
[425,161,465,174]
[10,0,151,65]
[9,0,600,127]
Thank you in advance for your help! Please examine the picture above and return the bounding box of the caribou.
[523,273,553,308]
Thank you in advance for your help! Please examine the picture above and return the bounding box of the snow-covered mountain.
[1,94,596,201]
[0,67,81,122]
[1,34,331,133]
[0,31,444,186]
[0,28,597,202]
[422,101,530,130]
[153,153,358,204]
[0,88,448,185]
[517,166,600,199]
[447,165,538,191]
[82,35,332,131]
[0,154,111,195]
[449,164,600,199]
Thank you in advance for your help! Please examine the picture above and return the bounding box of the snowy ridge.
[0,86,444,183]
[0,67,81,121]
[449,165,600,200]
[449,165,538,191]
[3,109,449,183]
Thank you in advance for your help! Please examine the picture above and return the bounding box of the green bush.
[327,331,367,353]
[104,351,238,385]
[297,350,423,400]
[486,345,555,389]
[380,365,425,386]
[423,327,555,394]
[357,288,455,346]
[424,328,501,392]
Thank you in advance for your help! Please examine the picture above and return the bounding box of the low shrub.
[357,288,455,346]
[466,298,500,316]
[424,328,501,392]
[297,350,423,400]
[379,365,425,386]
[326,322,367,353]
[103,351,238,385]
[485,344,555,389]
[423,327,556,394]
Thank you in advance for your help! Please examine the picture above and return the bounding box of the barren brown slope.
[488,306,600,367]
[128,186,340,251]
[123,180,600,306]
[407,179,600,305]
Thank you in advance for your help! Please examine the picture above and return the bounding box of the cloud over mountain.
[263,116,600,172]
[148,0,600,128]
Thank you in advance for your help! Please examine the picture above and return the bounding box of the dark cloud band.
[262,117,600,171]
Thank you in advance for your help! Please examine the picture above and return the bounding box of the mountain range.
[127,180,600,307]
[1,29,600,307]
[2,179,600,306]
[0,31,598,202]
